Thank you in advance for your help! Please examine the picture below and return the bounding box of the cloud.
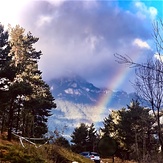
[48,0,66,6]
[154,54,163,61]
[48,100,106,133]
[135,1,157,20]
[36,15,53,27]
[133,38,151,49]
[1,0,155,91]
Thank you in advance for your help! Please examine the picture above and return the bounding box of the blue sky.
[0,0,163,92]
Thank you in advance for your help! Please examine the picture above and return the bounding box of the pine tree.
[3,25,56,140]
[87,123,98,151]
[0,24,16,134]
[71,123,88,152]
[102,100,156,161]
[71,123,98,152]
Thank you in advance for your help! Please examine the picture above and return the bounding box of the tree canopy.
[0,24,56,140]
[102,100,157,161]
[71,123,99,153]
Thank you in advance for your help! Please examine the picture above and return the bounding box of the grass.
[0,133,140,163]
[0,134,93,163]
[0,135,139,163]
[101,158,137,163]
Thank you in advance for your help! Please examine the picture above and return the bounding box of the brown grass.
[101,157,137,163]
[0,133,93,163]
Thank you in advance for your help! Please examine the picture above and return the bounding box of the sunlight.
[0,0,30,28]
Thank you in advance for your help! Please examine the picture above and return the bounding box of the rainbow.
[93,65,133,125]
[93,52,146,125]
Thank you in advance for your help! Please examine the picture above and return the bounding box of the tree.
[102,100,156,161]
[71,123,88,153]
[0,24,56,140]
[71,123,98,153]
[134,59,163,152]
[0,24,16,134]
[55,136,70,149]
[114,20,163,152]
[87,123,98,151]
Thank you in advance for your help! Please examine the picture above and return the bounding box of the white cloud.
[135,1,157,20]
[154,53,163,61]
[36,15,53,27]
[149,7,158,19]
[133,38,151,49]
[1,0,154,91]
[48,0,67,6]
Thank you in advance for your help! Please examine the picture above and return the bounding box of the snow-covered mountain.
[48,75,140,107]
[48,75,101,104]
[47,75,144,139]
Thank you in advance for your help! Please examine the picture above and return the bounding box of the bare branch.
[114,53,141,68]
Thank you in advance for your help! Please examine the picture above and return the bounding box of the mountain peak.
[49,75,101,104]
[48,75,144,108]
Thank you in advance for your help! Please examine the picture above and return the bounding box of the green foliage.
[55,136,70,149]
[102,100,157,161]
[0,23,56,140]
[0,143,45,163]
[98,136,117,157]
[71,123,88,152]
[71,123,99,153]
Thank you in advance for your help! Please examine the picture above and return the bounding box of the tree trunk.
[16,105,21,133]
[1,112,6,134]
[7,98,14,141]
[157,112,163,153]
[142,131,146,161]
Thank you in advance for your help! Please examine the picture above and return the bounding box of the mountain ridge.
[48,75,140,108]
[47,75,147,138]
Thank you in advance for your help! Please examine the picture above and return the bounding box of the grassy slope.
[0,134,137,163]
[0,137,93,163]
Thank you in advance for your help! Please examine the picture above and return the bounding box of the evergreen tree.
[102,100,156,161]
[71,123,98,153]
[0,24,56,140]
[8,25,56,140]
[0,24,16,134]
[87,123,98,151]
[114,20,163,153]
[71,123,88,152]
[55,136,70,149]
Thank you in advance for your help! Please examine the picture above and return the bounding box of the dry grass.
[1,134,161,163]
[0,133,93,163]
[101,157,137,163]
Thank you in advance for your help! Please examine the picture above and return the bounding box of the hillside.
[0,135,137,163]
[0,134,93,163]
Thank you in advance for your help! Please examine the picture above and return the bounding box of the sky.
[0,0,163,93]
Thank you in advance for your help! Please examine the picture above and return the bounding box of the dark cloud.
[19,0,154,92]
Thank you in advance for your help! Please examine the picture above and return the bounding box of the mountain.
[48,75,140,108]
[47,75,145,140]
[48,75,101,104]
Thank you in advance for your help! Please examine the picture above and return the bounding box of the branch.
[114,53,146,68]
[114,53,163,74]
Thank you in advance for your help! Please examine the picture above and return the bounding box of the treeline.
[0,24,56,141]
[69,100,162,162]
